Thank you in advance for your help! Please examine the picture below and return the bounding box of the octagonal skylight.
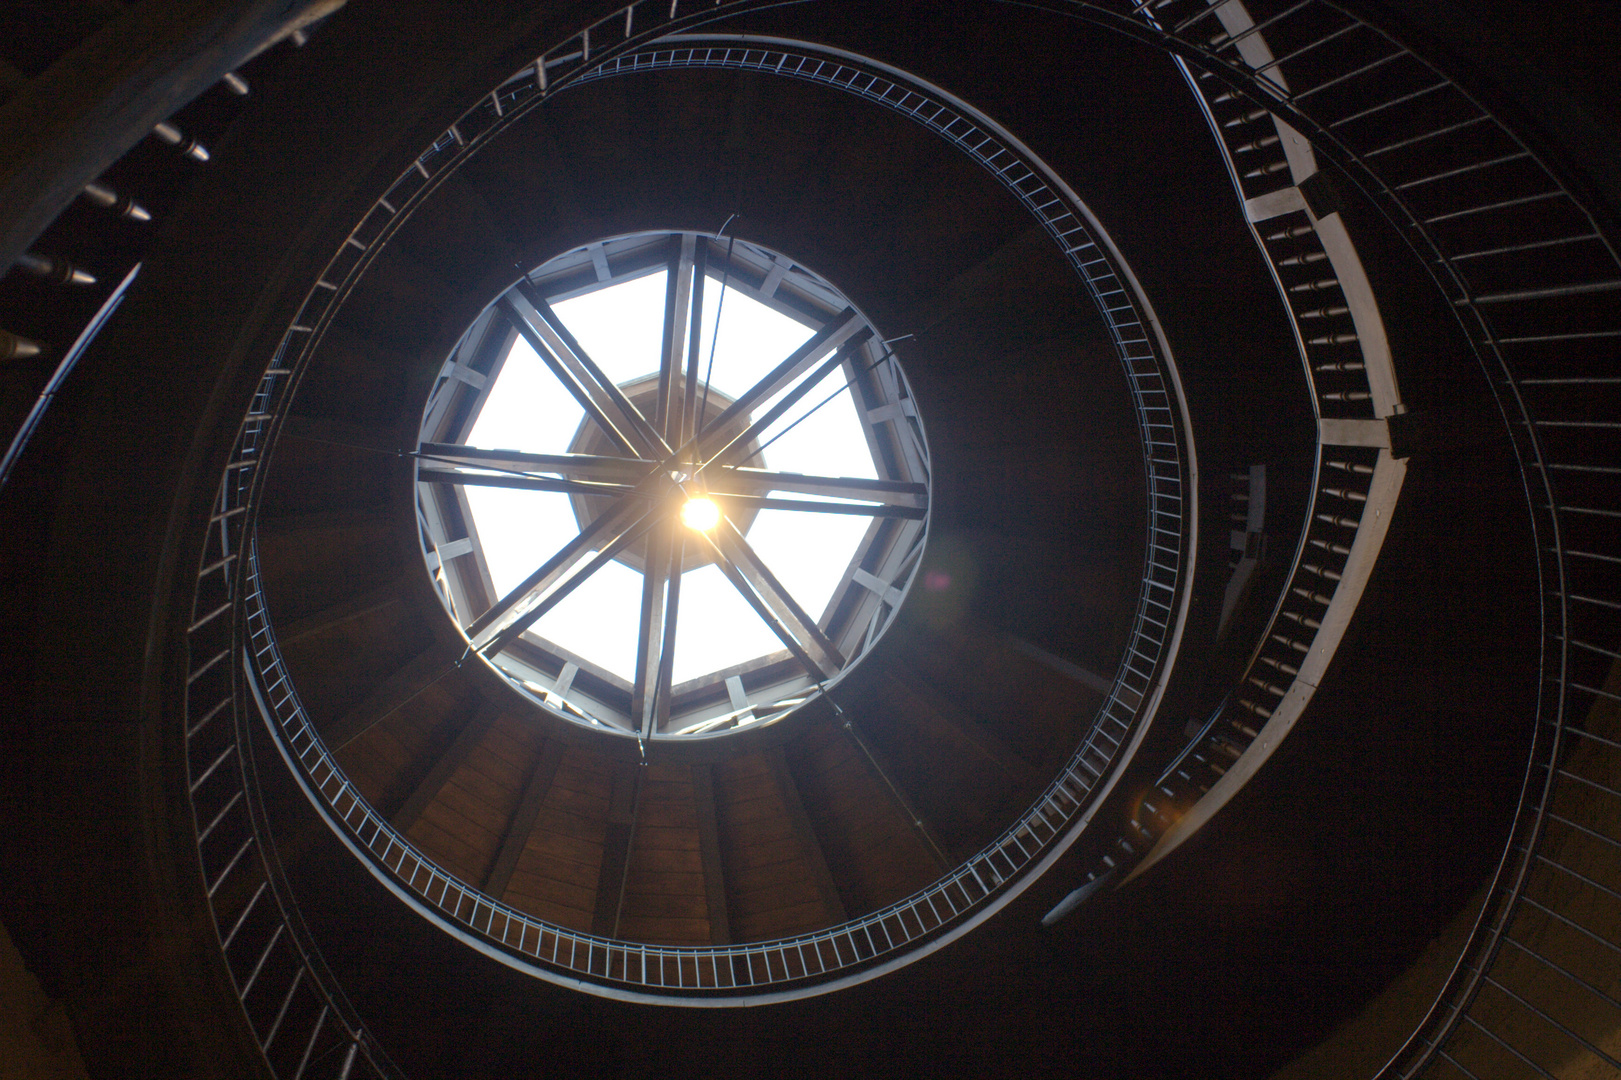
[415,232,930,738]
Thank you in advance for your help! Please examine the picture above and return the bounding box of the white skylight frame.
[414,231,930,739]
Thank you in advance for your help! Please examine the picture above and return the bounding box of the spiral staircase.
[2,2,1619,1078]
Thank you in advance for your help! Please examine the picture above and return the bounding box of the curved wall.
[0,1,1614,1077]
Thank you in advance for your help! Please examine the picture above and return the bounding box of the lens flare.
[681,496,721,532]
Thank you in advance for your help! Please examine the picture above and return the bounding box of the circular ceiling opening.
[416,230,931,739]
[235,31,1194,1002]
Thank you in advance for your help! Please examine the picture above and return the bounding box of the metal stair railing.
[1038,3,1621,1077]
[22,0,1615,1064]
[9,0,1611,1068]
[0,16,401,1077]
[184,463,399,1078]
[216,26,1197,1003]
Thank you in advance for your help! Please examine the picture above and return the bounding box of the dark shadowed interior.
[1,2,1618,1078]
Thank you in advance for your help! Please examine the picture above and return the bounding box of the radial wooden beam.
[497,303,637,458]
[631,519,676,737]
[415,442,647,481]
[431,464,921,516]
[507,282,670,458]
[464,496,640,638]
[690,763,731,945]
[680,240,708,449]
[713,523,833,665]
[885,671,1042,791]
[709,468,926,505]
[710,493,925,519]
[415,466,641,498]
[656,233,696,439]
[840,718,950,871]
[766,747,847,924]
[592,761,642,937]
[463,469,669,647]
[320,641,458,750]
[702,549,825,679]
[273,576,408,646]
[482,738,566,898]
[651,532,685,736]
[390,701,499,832]
[701,519,844,679]
[708,333,871,468]
[478,506,664,657]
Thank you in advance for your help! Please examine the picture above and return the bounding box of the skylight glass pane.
[466,488,578,597]
[531,561,643,682]
[551,270,670,387]
[467,337,581,455]
[694,280,815,402]
[743,508,872,622]
[670,565,784,684]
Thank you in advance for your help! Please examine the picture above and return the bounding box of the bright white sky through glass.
[461,271,879,685]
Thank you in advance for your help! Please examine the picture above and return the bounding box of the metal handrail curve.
[104,0,1621,1069]
[1062,3,1618,1077]
[216,28,1197,1002]
[184,474,398,1076]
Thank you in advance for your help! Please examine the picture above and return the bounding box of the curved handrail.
[174,0,1620,1064]
[1118,42,1410,884]
[1040,0,1412,918]
[1045,2,1619,1076]
[220,30,1197,1002]
[184,480,399,1075]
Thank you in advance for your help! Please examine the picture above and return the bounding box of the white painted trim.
[1128,450,1406,879]
[1276,118,1320,185]
[1246,185,1307,222]
[1312,212,1403,417]
[1212,0,1287,92]
[1320,417,1390,448]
